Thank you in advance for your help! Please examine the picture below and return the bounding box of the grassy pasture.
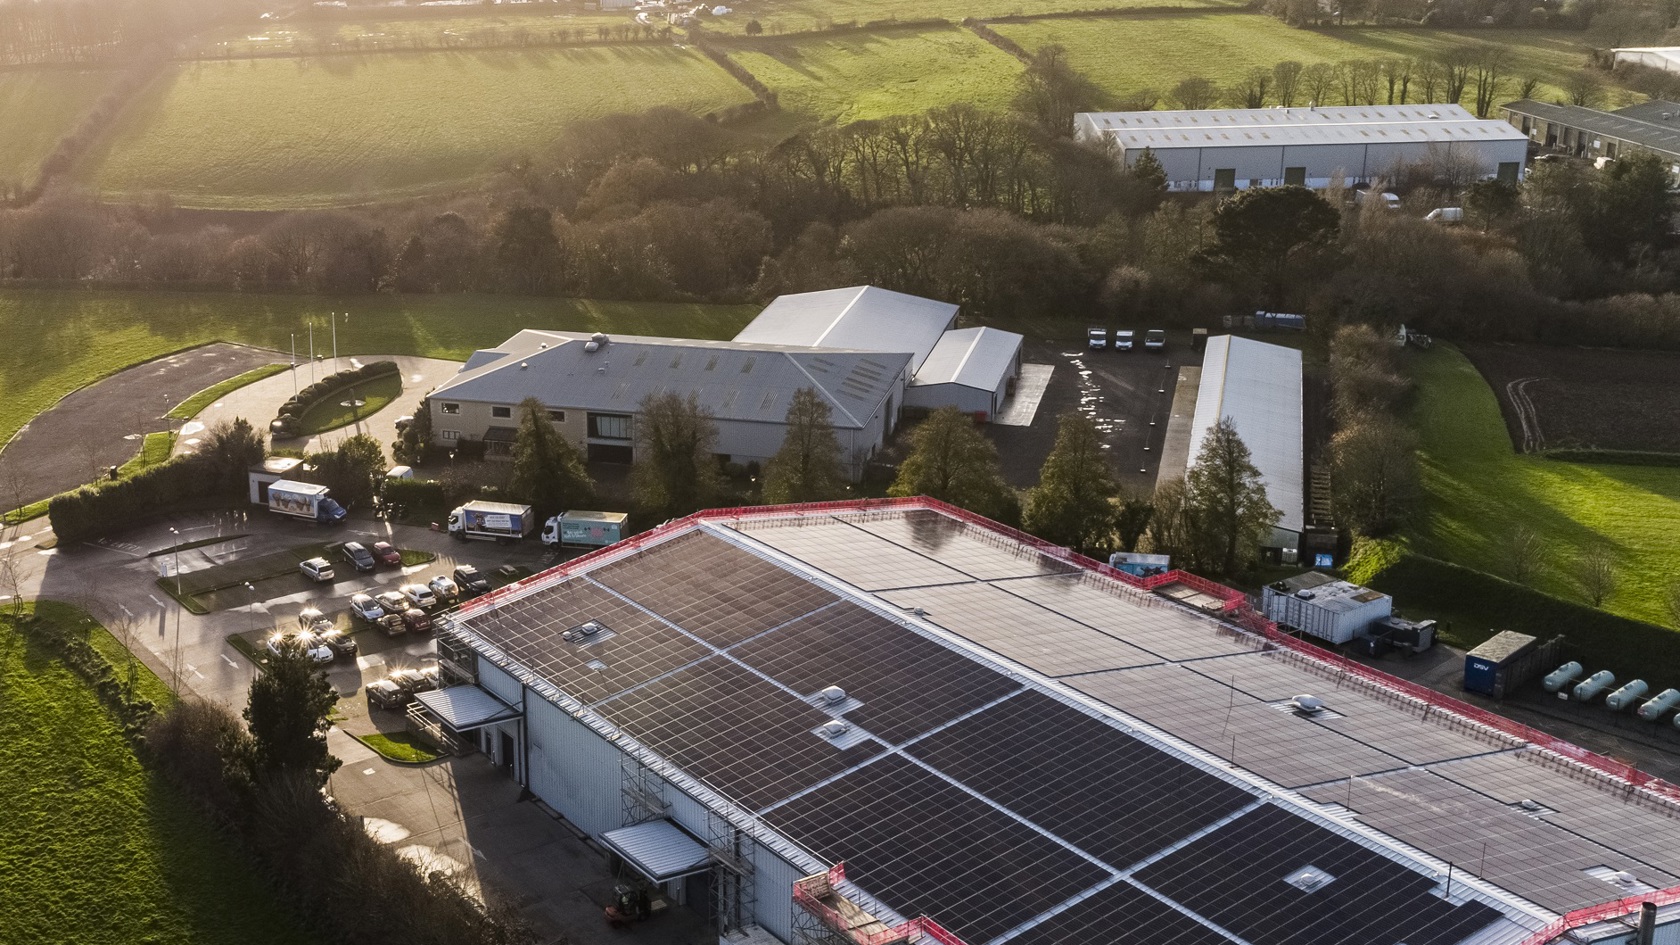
[0,603,310,945]
[0,289,755,455]
[84,47,755,208]
[994,13,1598,106]
[724,24,1024,123]
[1408,345,1680,628]
[0,68,118,187]
[700,0,1240,34]
[186,11,636,57]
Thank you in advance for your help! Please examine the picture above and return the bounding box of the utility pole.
[169,526,183,693]
[332,311,339,373]
[290,333,298,395]
[309,321,317,384]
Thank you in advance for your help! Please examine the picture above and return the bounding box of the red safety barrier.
[1515,884,1680,945]
[794,862,976,945]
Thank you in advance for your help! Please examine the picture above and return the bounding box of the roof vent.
[820,685,847,705]
[1518,798,1541,811]
[520,362,529,370]
[563,620,608,643]
[820,720,851,740]
[1284,865,1336,893]
[539,342,548,349]
[585,332,608,354]
[1614,871,1639,886]
[1295,590,1316,600]
[1291,694,1325,714]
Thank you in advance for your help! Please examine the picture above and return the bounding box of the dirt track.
[0,343,280,509]
[1461,343,1680,454]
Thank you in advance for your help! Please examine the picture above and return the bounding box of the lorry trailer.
[267,480,347,524]
[447,501,535,542]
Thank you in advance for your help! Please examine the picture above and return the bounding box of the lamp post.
[169,526,182,692]
[245,581,258,640]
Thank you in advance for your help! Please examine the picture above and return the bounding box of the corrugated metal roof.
[430,330,909,430]
[1077,104,1527,152]
[1187,335,1304,534]
[600,820,711,882]
[1504,98,1680,158]
[413,685,520,731]
[734,286,957,373]
[909,327,1022,391]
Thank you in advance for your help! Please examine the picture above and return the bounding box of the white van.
[1424,207,1464,224]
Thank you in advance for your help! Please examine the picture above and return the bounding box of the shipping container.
[1463,631,1539,697]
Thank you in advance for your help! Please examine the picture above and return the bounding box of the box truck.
[267,480,348,524]
[541,510,629,548]
[447,501,535,542]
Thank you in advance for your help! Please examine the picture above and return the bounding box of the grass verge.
[398,548,438,567]
[168,363,290,420]
[0,602,311,945]
[354,731,443,765]
[1408,344,1680,628]
[296,370,402,435]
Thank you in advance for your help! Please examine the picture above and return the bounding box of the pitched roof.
[1503,98,1680,157]
[909,327,1023,391]
[1187,335,1304,534]
[430,330,908,429]
[734,286,958,373]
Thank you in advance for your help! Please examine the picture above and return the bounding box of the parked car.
[366,679,409,710]
[400,608,433,635]
[1086,326,1108,350]
[399,583,438,609]
[389,666,440,695]
[266,631,334,664]
[394,415,414,433]
[374,613,407,637]
[1144,329,1167,352]
[453,564,491,596]
[297,606,333,636]
[1114,329,1136,351]
[348,593,384,622]
[371,541,402,566]
[316,627,359,658]
[341,541,376,572]
[375,590,409,615]
[428,574,459,603]
[299,557,335,583]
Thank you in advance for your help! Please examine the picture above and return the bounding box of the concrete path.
[991,363,1054,427]
[0,343,279,508]
[1155,365,1202,489]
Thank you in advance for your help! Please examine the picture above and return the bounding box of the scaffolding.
[792,864,969,945]
[708,808,757,938]
[619,752,667,827]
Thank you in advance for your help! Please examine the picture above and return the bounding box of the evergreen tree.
[1129,148,1167,196]
[509,397,593,520]
[243,639,339,788]
[306,434,385,509]
[1185,417,1280,575]
[1023,412,1117,553]
[889,406,1018,523]
[763,387,847,505]
[632,392,723,519]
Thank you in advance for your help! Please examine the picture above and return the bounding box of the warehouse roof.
[1607,98,1680,123]
[908,326,1022,391]
[1187,335,1304,535]
[734,286,957,372]
[429,329,910,429]
[443,500,1680,945]
[1503,98,1680,158]
[1077,104,1528,152]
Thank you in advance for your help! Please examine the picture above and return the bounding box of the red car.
[371,541,402,566]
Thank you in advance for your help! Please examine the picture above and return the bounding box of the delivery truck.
[541,510,629,548]
[447,501,535,542]
[267,480,348,524]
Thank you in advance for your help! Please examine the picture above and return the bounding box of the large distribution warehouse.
[424,498,1680,945]
[1075,104,1528,192]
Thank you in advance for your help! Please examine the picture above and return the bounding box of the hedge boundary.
[1541,447,1680,468]
[271,361,398,439]
[10,609,160,742]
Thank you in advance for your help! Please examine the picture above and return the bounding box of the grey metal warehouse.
[421,498,1680,945]
[1075,105,1528,192]
[424,286,1024,477]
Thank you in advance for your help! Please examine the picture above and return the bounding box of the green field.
[701,0,1238,34]
[0,68,118,187]
[0,289,755,460]
[0,604,309,945]
[297,370,403,435]
[1409,345,1680,628]
[187,11,636,57]
[84,48,756,207]
[726,25,1023,123]
[995,13,1599,106]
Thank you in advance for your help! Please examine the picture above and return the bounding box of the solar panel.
[905,690,1254,867]
[765,754,1111,945]
[731,601,1021,744]
[1001,880,1231,945]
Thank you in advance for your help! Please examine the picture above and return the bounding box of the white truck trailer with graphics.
[266,480,348,524]
[447,501,535,542]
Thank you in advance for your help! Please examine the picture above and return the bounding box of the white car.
[428,574,459,603]
[348,593,384,622]
[266,631,334,664]
[299,557,335,583]
[1114,329,1135,351]
[399,583,437,609]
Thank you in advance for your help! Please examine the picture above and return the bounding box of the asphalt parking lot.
[991,329,1203,490]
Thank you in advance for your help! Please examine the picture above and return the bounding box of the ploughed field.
[1462,343,1680,455]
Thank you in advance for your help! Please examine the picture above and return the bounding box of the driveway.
[0,343,280,508]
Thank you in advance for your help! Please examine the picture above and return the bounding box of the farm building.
[1074,105,1528,192]
[423,498,1680,945]
[1612,46,1680,73]
[1181,334,1304,559]
[425,287,1024,474]
[1261,570,1393,644]
[1502,99,1680,171]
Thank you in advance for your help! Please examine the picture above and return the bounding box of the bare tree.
[0,553,23,618]
[1515,74,1542,101]
[1577,540,1618,607]
[1504,524,1544,585]
[1469,46,1511,117]
[1274,60,1304,107]
[1565,71,1605,108]
[1170,76,1220,110]
[1300,62,1337,107]
[1227,67,1272,108]
[1380,58,1414,104]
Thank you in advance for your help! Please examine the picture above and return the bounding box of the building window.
[1284,166,1306,186]
[1213,168,1237,191]
[440,430,459,441]
[441,402,460,415]
[549,410,566,422]
[588,413,632,441]
[1497,161,1520,184]
[491,405,512,419]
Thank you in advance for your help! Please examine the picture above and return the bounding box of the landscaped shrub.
[270,361,398,438]
[13,612,157,740]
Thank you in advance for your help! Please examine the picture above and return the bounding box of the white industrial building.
[1186,335,1303,559]
[424,287,1024,477]
[1075,104,1528,192]
[1261,570,1393,644]
[1613,46,1680,73]
[419,499,1680,945]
